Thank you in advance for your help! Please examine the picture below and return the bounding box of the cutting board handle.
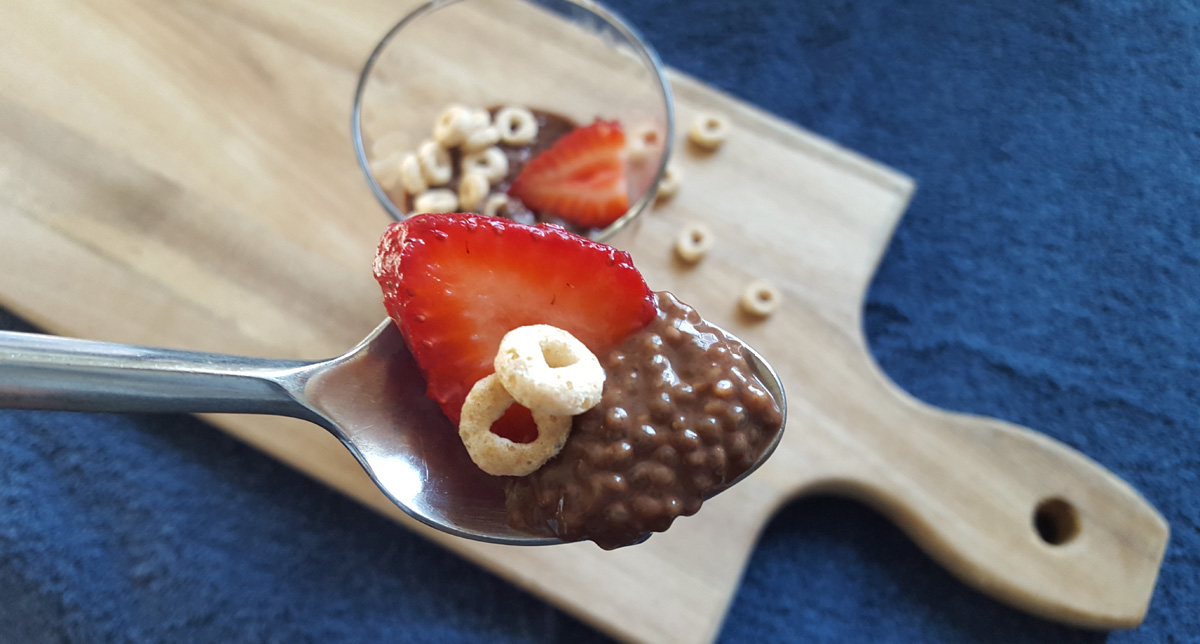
[812,356,1170,630]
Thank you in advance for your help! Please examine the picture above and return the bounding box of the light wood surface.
[0,1,1168,642]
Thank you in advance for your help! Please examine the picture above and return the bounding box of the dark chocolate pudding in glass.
[401,108,605,237]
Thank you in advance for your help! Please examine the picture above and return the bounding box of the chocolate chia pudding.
[506,292,784,550]
[399,108,603,237]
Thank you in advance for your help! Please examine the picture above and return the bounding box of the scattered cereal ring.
[412,188,458,215]
[433,105,472,148]
[462,146,509,183]
[494,325,606,417]
[458,171,490,212]
[656,163,682,201]
[740,279,782,317]
[399,153,428,195]
[626,126,662,163]
[495,106,538,145]
[459,373,572,476]
[418,140,453,186]
[483,193,510,218]
[675,222,712,263]
[462,125,501,152]
[688,112,729,150]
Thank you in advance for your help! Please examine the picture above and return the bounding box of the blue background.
[1,1,1196,642]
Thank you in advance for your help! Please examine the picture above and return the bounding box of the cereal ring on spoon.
[459,373,572,476]
[494,325,605,417]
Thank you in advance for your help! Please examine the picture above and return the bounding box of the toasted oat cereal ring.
[412,188,458,215]
[482,193,510,218]
[656,163,682,201]
[462,146,509,183]
[458,171,489,212]
[494,325,606,417]
[688,112,730,150]
[399,153,428,195]
[418,140,453,185]
[740,279,782,317]
[433,105,472,148]
[459,108,492,142]
[370,153,405,192]
[467,108,492,132]
[462,125,501,152]
[627,125,662,163]
[459,374,572,476]
[675,222,712,263]
[495,106,539,145]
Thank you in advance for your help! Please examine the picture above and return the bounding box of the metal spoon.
[0,320,786,545]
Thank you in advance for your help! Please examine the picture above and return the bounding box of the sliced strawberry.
[508,120,629,228]
[373,213,656,443]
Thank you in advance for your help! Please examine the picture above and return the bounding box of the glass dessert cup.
[352,0,674,242]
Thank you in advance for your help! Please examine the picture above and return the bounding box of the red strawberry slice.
[508,120,630,228]
[373,213,656,443]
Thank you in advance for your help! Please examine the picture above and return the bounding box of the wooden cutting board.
[0,1,1168,642]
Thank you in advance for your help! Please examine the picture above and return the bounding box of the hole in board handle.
[1034,497,1080,546]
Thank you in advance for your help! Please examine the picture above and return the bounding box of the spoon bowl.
[0,319,786,545]
[301,320,552,543]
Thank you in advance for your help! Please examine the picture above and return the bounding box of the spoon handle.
[0,331,312,417]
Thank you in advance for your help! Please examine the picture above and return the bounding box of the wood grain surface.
[0,1,1168,642]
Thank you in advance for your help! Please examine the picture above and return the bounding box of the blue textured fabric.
[1,1,1197,642]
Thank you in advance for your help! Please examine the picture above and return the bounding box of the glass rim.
[350,0,675,242]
